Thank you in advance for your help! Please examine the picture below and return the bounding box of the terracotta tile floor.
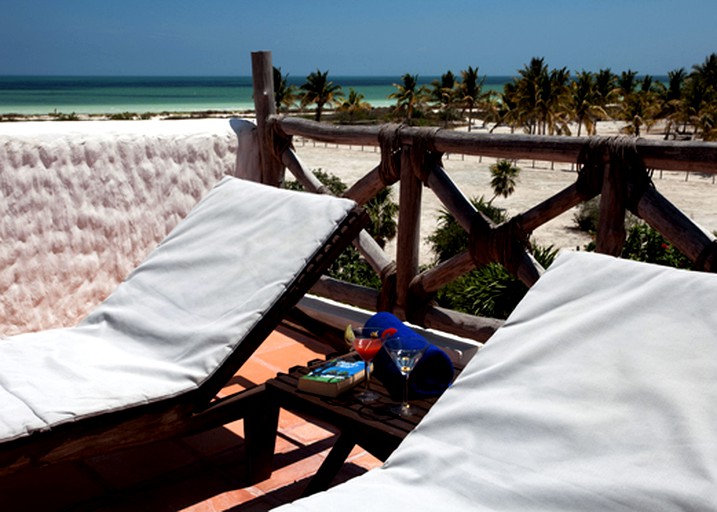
[0,326,382,511]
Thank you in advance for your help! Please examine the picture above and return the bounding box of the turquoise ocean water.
[0,76,512,115]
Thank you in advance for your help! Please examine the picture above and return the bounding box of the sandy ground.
[289,123,717,265]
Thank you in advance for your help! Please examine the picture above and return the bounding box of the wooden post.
[395,146,422,313]
[595,160,626,256]
[251,51,284,186]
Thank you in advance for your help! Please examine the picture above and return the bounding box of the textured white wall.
[0,120,240,335]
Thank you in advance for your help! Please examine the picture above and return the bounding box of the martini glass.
[350,327,385,403]
[383,336,429,417]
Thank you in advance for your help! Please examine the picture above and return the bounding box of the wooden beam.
[251,51,284,186]
[274,116,717,173]
[396,146,422,312]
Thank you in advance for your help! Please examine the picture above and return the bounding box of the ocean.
[0,75,512,116]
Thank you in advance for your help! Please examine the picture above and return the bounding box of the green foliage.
[285,169,397,288]
[621,223,691,268]
[301,69,343,122]
[273,66,298,112]
[287,168,347,195]
[109,112,137,120]
[573,196,641,234]
[426,197,507,263]
[51,112,79,121]
[425,193,558,320]
[574,198,691,269]
[389,73,430,123]
[435,242,558,320]
[489,160,521,203]
[573,197,601,232]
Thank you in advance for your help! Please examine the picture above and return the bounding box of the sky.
[1,0,715,77]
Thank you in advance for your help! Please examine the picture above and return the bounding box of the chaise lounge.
[0,175,367,479]
[275,250,717,510]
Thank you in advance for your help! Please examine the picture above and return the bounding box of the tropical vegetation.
[284,170,398,288]
[273,55,717,315]
[280,52,717,139]
[300,69,343,122]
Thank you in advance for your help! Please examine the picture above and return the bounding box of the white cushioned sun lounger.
[275,251,717,510]
[0,176,366,476]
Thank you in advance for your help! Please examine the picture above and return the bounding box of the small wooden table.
[245,351,472,496]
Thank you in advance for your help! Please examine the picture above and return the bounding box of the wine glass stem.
[402,374,409,410]
[365,363,370,392]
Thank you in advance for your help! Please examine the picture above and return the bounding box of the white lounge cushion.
[0,176,357,443]
[276,251,717,511]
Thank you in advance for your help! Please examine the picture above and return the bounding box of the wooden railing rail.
[250,51,717,343]
[275,116,717,174]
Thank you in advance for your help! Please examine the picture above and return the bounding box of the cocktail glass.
[382,336,429,417]
[350,327,385,403]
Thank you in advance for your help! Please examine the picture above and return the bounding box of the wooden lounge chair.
[0,176,367,479]
[275,251,717,510]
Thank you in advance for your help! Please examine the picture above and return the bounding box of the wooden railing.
[250,51,717,343]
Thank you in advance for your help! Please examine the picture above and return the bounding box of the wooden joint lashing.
[576,136,653,211]
[267,115,294,163]
[469,216,531,277]
[410,127,443,184]
[378,124,404,185]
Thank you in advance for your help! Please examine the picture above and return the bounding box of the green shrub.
[109,112,137,120]
[426,196,506,263]
[426,194,558,319]
[620,222,691,268]
[435,242,558,319]
[575,197,692,269]
[285,169,398,289]
[573,197,601,233]
[51,112,79,121]
[573,196,640,234]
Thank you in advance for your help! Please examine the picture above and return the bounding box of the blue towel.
[366,312,455,400]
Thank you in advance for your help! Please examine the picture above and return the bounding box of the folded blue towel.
[366,312,455,400]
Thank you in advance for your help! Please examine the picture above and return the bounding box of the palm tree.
[594,68,618,111]
[686,53,717,140]
[617,70,639,98]
[488,160,521,205]
[541,67,571,135]
[459,66,486,131]
[431,70,457,127]
[616,69,649,136]
[273,66,297,112]
[666,68,687,102]
[691,53,717,91]
[570,71,607,136]
[662,68,686,139]
[337,88,371,123]
[515,57,548,134]
[389,73,428,123]
[366,187,399,249]
[300,69,343,122]
[490,83,520,133]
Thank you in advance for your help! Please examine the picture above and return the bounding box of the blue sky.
[1,0,715,77]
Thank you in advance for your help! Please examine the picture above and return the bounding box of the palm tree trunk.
[314,103,323,122]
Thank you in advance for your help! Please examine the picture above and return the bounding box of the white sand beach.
[1,118,715,335]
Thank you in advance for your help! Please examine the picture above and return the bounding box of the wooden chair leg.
[244,400,280,484]
[302,432,357,497]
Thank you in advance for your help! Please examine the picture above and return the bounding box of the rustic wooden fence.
[249,51,717,343]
